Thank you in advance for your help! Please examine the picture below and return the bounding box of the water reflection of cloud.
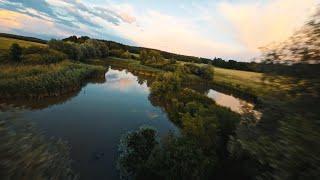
[207,89,261,120]
[207,89,243,113]
[146,111,159,120]
[104,68,149,93]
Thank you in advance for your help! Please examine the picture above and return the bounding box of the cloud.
[217,0,318,57]
[0,0,136,43]
[0,0,136,28]
[112,10,241,59]
[0,9,64,36]
[0,0,317,61]
[46,0,136,26]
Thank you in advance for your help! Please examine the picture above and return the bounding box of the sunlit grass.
[0,37,46,50]
[213,67,301,99]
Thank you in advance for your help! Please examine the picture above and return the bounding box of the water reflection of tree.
[0,76,106,111]
[0,110,77,179]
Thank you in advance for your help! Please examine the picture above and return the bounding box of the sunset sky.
[0,0,318,61]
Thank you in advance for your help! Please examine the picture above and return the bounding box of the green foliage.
[118,128,213,180]
[121,50,131,59]
[150,72,182,96]
[63,35,90,44]
[109,49,125,57]
[9,43,22,62]
[145,135,213,180]
[0,61,105,98]
[23,46,67,64]
[48,39,82,60]
[181,64,213,80]
[117,126,157,179]
[138,49,178,71]
[139,49,148,64]
[122,71,243,179]
[48,39,109,61]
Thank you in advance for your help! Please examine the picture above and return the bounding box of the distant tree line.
[0,33,47,44]
[3,33,319,77]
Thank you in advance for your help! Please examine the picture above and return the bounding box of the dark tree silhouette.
[9,43,22,62]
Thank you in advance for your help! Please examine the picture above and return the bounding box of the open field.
[213,67,269,97]
[0,37,46,50]
[213,67,300,99]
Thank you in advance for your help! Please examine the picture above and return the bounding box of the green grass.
[213,67,268,97]
[213,67,296,98]
[0,37,46,50]
[0,61,105,98]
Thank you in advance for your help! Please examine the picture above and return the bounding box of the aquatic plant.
[0,110,78,179]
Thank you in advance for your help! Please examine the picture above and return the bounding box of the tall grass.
[0,61,105,98]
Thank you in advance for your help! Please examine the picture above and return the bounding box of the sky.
[0,0,318,61]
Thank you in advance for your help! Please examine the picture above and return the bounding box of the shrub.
[117,126,157,179]
[9,43,22,62]
[23,48,67,64]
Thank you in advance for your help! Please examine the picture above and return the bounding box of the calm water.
[207,89,249,113]
[0,67,258,179]
[6,68,178,179]
[207,89,262,120]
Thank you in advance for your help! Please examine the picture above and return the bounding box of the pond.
[0,67,259,180]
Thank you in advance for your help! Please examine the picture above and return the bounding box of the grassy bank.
[88,57,162,77]
[212,67,299,101]
[0,61,105,99]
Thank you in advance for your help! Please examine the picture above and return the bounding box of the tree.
[117,126,157,179]
[139,50,148,64]
[121,50,131,59]
[9,43,22,62]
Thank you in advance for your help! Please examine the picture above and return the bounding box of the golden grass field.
[0,37,46,50]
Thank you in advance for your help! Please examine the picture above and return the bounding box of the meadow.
[0,37,46,50]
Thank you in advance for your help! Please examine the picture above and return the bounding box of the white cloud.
[112,10,240,59]
[0,0,317,61]
[217,0,318,57]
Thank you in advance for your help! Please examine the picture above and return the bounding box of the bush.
[121,50,131,59]
[181,64,213,80]
[9,43,22,62]
[48,39,82,61]
[109,49,125,57]
[23,47,67,64]
[117,126,157,179]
